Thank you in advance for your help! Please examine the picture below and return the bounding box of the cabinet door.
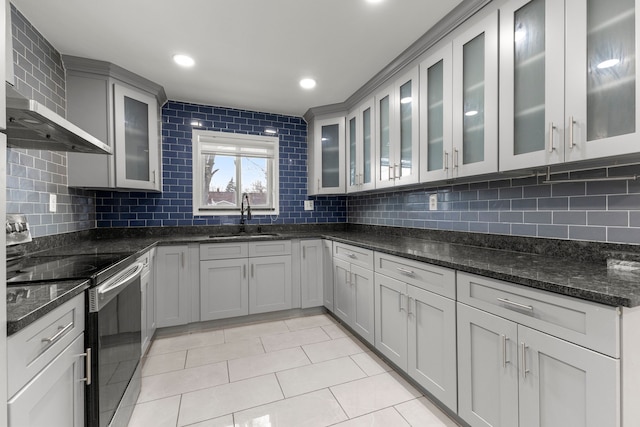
[347,111,358,192]
[518,325,620,427]
[200,258,248,321]
[155,246,190,328]
[311,116,345,195]
[420,43,454,182]
[359,98,376,191]
[394,66,420,186]
[374,273,408,370]
[375,83,395,189]
[140,268,150,355]
[351,264,375,345]
[499,0,565,171]
[301,240,323,309]
[113,83,160,191]
[323,240,334,311]
[249,255,292,314]
[565,0,640,162]
[408,286,457,412]
[333,258,352,324]
[457,303,519,427]
[8,334,85,427]
[453,11,499,178]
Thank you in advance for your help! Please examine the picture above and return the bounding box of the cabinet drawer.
[333,242,374,269]
[249,240,291,257]
[374,252,455,299]
[200,242,249,260]
[8,294,85,397]
[457,272,619,357]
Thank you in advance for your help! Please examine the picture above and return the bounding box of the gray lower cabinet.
[200,241,292,321]
[457,272,620,427]
[200,258,249,321]
[155,245,190,328]
[300,239,324,309]
[333,257,374,345]
[373,253,457,411]
[322,240,334,311]
[7,295,86,427]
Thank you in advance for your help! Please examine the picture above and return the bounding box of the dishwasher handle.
[98,262,144,298]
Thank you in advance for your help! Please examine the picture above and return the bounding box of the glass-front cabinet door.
[452,11,499,178]
[375,67,420,188]
[347,98,376,193]
[499,0,565,171]
[113,83,160,191]
[310,116,345,195]
[420,43,453,183]
[565,0,640,162]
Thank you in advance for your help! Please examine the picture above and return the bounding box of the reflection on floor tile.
[233,389,347,427]
[129,313,460,427]
[178,374,283,426]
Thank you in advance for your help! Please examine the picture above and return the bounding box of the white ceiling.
[11,0,463,117]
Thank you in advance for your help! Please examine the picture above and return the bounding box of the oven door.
[86,262,143,427]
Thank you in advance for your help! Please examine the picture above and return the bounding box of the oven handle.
[98,262,144,297]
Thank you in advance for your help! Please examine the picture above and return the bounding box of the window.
[192,130,279,216]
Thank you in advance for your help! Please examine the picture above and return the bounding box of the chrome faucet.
[239,193,252,233]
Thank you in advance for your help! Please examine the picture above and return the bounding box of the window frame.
[192,130,280,216]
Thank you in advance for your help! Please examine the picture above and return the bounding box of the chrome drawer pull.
[345,252,356,259]
[396,267,414,276]
[41,321,73,344]
[497,297,534,312]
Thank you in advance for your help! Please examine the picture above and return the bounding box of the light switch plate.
[429,194,437,211]
[304,200,314,211]
[49,194,57,212]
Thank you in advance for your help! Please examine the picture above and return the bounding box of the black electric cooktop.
[7,253,131,284]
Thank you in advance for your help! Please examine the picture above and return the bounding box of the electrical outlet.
[49,194,57,212]
[304,200,314,211]
[429,194,438,211]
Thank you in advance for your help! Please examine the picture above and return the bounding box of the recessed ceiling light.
[173,54,195,67]
[300,78,316,89]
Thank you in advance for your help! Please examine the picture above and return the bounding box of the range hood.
[2,83,112,154]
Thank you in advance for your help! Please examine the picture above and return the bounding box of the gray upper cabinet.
[346,98,376,193]
[452,11,499,178]
[308,115,345,195]
[500,0,640,171]
[64,56,166,191]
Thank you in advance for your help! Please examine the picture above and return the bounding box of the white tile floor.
[128,314,461,427]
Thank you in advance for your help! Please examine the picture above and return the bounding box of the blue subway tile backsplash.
[95,101,347,227]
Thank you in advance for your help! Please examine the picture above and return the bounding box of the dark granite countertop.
[10,227,640,334]
[7,280,89,335]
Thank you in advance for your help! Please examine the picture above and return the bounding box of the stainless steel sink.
[208,233,280,240]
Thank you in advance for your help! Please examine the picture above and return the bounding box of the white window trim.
[192,130,280,216]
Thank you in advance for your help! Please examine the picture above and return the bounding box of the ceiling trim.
[303,0,492,121]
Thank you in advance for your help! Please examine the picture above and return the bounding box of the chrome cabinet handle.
[394,164,399,180]
[399,292,405,312]
[521,342,529,378]
[454,149,459,168]
[497,297,534,312]
[396,267,414,276]
[388,165,394,181]
[444,151,449,170]
[78,348,92,385]
[501,335,510,368]
[152,170,156,184]
[42,321,73,344]
[548,122,556,153]
[568,116,576,149]
[407,296,414,315]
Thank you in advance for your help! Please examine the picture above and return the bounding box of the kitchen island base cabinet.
[458,303,619,427]
[8,333,85,427]
[155,245,190,328]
